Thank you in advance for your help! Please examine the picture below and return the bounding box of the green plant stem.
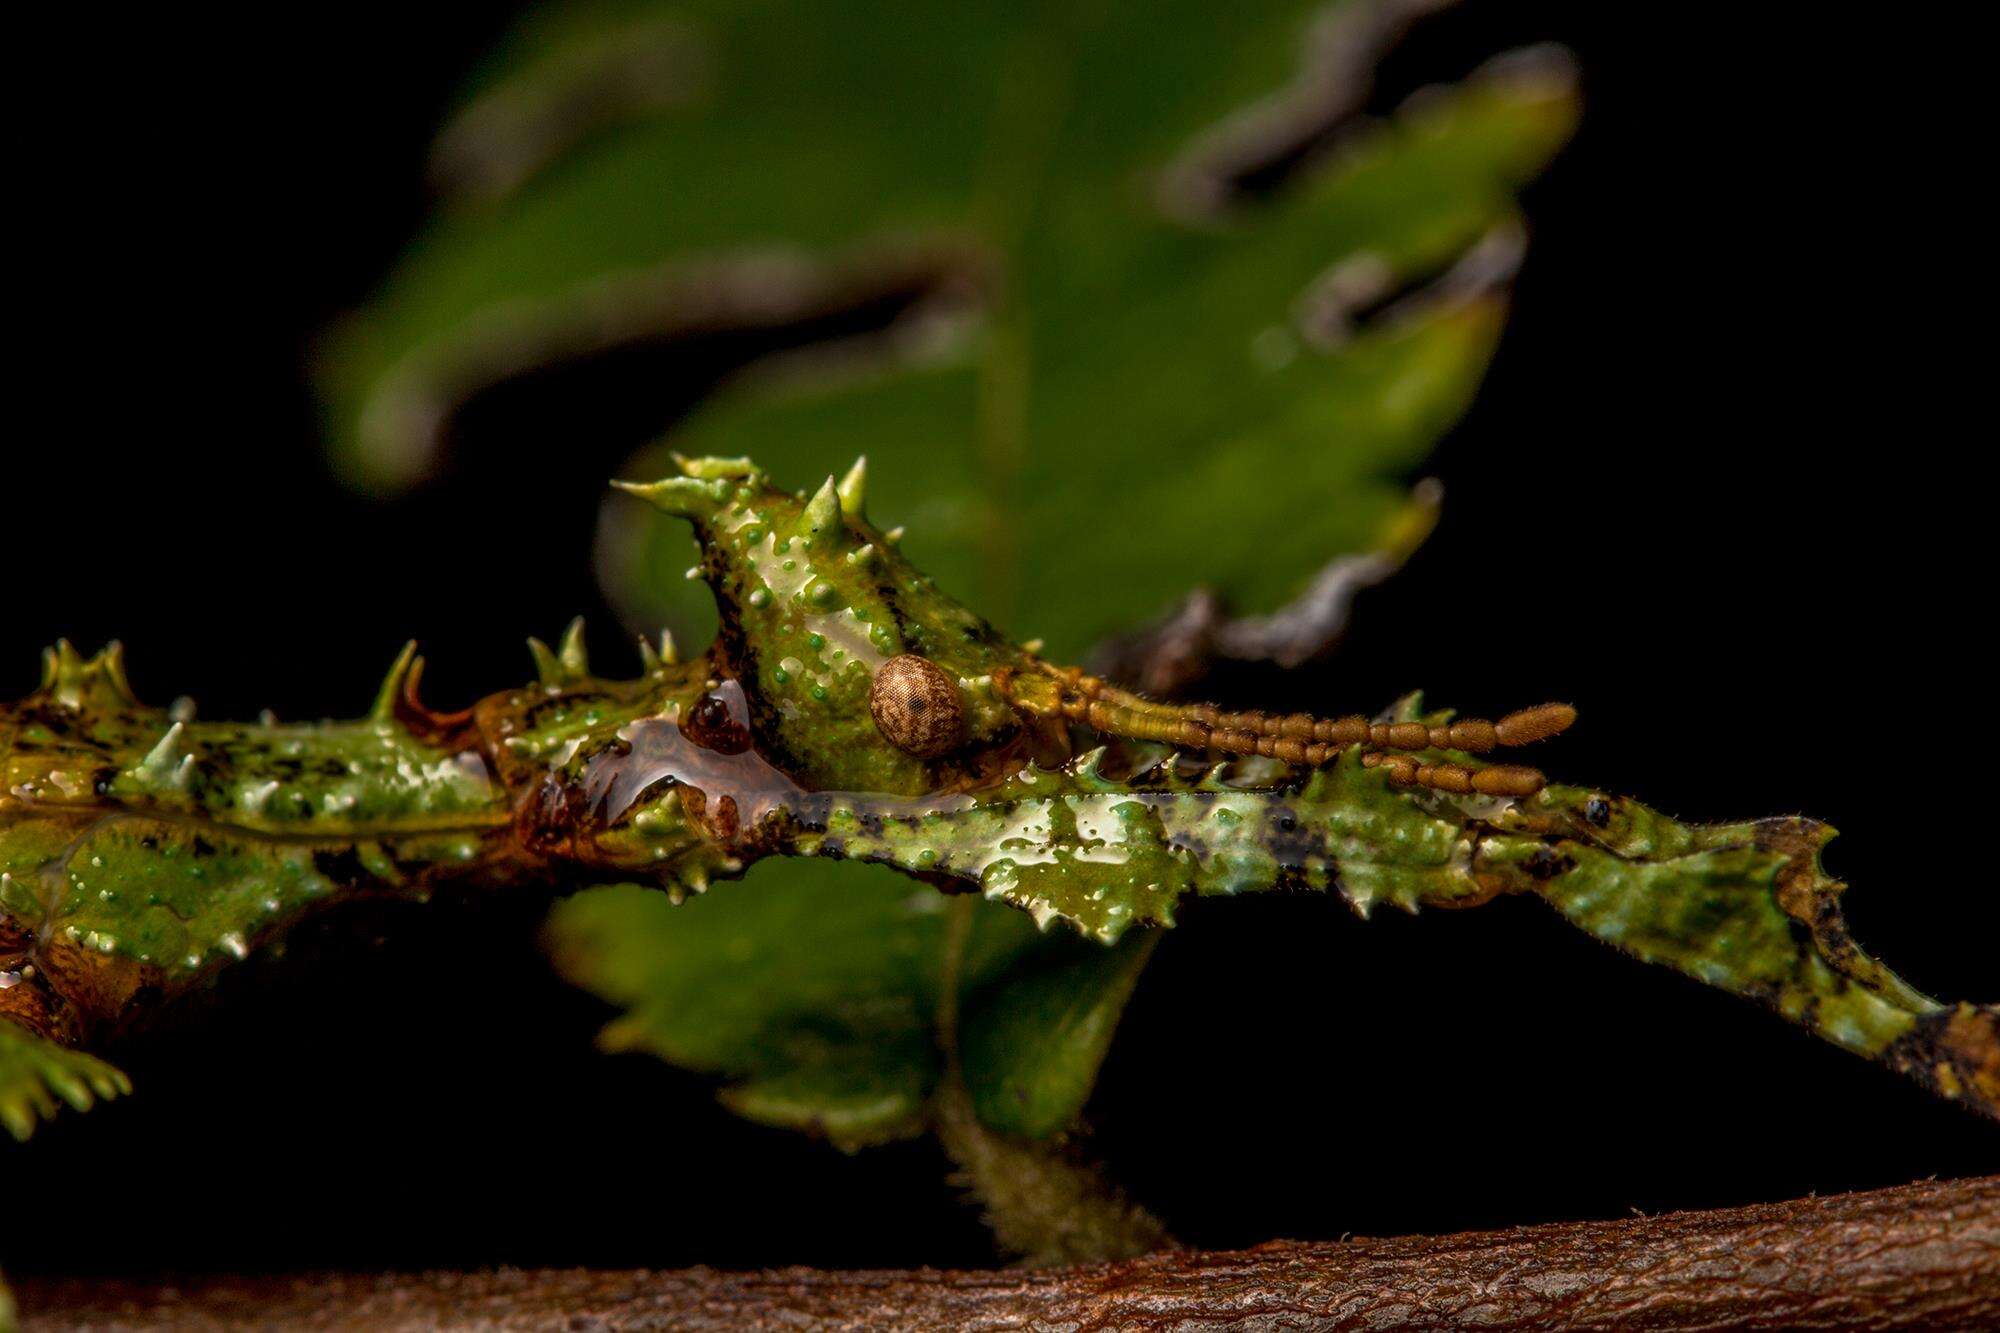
[931,895,1170,1265]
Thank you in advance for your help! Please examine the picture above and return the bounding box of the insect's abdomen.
[0,649,525,1039]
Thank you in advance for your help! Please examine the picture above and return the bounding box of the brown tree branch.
[18,1174,2000,1330]
[19,1176,2000,1328]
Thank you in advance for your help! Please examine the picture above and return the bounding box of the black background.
[7,2,1994,1276]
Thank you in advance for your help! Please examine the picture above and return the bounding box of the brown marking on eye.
[869,655,965,758]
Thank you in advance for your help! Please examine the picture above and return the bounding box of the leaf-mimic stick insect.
[3,456,1994,1140]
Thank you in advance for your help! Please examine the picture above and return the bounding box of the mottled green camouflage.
[3,458,1995,1148]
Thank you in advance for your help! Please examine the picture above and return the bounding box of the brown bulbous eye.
[869,655,965,758]
[682,680,753,755]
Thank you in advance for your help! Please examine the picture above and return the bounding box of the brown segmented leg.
[1362,751,1547,797]
[1013,660,1575,770]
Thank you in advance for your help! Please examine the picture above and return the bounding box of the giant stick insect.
[2,456,1995,1141]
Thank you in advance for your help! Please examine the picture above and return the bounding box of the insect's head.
[615,457,1037,796]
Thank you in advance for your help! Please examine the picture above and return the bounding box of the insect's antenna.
[1015,663,1574,772]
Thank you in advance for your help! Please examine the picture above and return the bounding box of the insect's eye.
[682,680,753,755]
[869,655,965,758]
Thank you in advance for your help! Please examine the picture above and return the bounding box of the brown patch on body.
[36,937,151,1030]
[1752,817,1875,980]
[1758,818,1839,924]
[0,931,147,1045]
[1887,1004,2000,1120]
[0,968,79,1045]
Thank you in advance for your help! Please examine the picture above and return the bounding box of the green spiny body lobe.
[0,646,526,1048]
[780,747,1484,938]
[616,457,1032,797]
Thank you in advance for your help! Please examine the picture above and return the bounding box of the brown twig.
[19,1174,2000,1330]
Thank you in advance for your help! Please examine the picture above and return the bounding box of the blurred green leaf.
[337,1,1575,1152]
[549,862,1171,1150]
[548,863,1069,1149]
[324,0,1575,659]
[962,932,1158,1139]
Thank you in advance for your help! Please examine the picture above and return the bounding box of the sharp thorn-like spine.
[50,641,88,709]
[104,645,136,702]
[659,629,679,666]
[98,641,138,704]
[636,634,662,674]
[133,722,190,789]
[837,455,868,517]
[612,474,733,520]
[884,525,906,546]
[527,637,563,686]
[38,640,144,710]
[801,474,842,551]
[558,616,589,678]
[370,641,420,721]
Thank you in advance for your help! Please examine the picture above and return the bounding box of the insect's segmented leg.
[1362,751,1547,797]
[1022,663,1573,776]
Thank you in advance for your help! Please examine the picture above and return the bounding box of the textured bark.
[19,1174,2000,1330]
